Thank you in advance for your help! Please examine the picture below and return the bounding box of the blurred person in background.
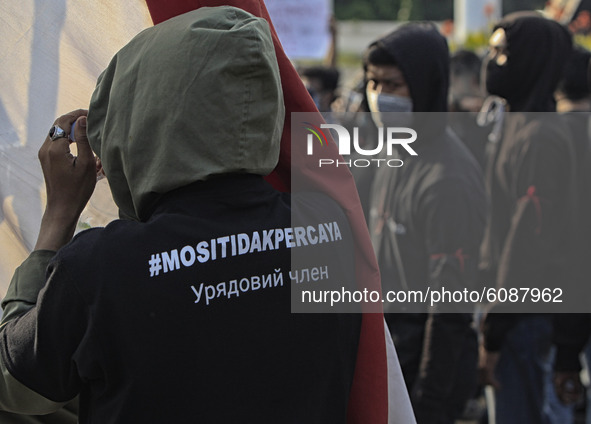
[478,12,576,424]
[552,45,591,423]
[300,65,340,117]
[448,49,489,170]
[365,22,487,424]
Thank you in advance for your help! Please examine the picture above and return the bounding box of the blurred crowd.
[298,10,591,424]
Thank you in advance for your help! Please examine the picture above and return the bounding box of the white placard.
[266,0,333,60]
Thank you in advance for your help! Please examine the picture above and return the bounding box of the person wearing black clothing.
[299,65,340,114]
[0,7,371,423]
[552,45,591,410]
[478,12,576,424]
[365,23,487,424]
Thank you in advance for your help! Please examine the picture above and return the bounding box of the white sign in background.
[265,0,333,60]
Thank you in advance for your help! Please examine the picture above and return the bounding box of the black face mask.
[483,54,513,100]
[483,15,573,112]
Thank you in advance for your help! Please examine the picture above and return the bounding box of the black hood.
[487,12,572,112]
[371,22,449,112]
[558,45,591,101]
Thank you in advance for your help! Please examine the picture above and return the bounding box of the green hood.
[87,6,285,221]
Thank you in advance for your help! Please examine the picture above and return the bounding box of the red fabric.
[430,248,469,273]
[524,185,543,235]
[145,2,388,422]
[454,248,467,274]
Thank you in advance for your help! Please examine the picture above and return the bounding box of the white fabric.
[0,0,152,295]
[385,318,417,424]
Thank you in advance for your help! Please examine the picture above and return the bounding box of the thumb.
[74,116,94,164]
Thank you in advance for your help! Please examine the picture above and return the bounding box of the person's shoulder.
[415,136,486,210]
[514,115,575,167]
[291,192,349,225]
[509,113,571,146]
[54,218,141,263]
[414,129,484,192]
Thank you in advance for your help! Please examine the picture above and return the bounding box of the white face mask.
[366,86,413,128]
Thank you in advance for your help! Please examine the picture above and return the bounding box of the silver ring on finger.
[48,125,67,141]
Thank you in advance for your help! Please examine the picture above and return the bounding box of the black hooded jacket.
[366,23,487,423]
[484,12,573,112]
[552,47,591,372]
[0,9,363,423]
[373,22,449,113]
[480,13,576,350]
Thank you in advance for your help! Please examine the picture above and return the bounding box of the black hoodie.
[484,12,572,112]
[366,23,487,424]
[373,22,449,113]
[480,13,576,350]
